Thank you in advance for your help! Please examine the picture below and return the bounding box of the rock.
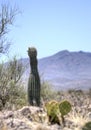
[4,111,14,119]
[6,118,32,130]
[0,106,48,130]
[87,112,91,120]
[34,124,62,130]
[0,105,90,130]
[34,124,51,130]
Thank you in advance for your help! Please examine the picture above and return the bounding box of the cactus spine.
[28,47,41,106]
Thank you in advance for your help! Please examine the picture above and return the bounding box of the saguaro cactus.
[27,47,41,106]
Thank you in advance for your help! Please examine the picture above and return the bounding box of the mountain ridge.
[24,50,91,90]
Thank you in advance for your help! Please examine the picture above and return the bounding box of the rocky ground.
[0,90,91,130]
[0,105,91,130]
[0,106,61,130]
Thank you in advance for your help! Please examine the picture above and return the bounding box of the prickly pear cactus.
[82,122,91,130]
[45,100,60,124]
[59,100,71,116]
[45,100,72,126]
[27,47,41,106]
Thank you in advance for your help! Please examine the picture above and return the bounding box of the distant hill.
[23,50,91,90]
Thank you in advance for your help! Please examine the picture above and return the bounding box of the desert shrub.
[6,81,27,110]
[82,121,91,130]
[87,88,91,99]
[41,81,57,102]
[0,56,27,110]
[67,89,86,107]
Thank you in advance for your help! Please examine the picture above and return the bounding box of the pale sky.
[1,0,91,60]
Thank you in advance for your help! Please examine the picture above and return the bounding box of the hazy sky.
[1,0,91,59]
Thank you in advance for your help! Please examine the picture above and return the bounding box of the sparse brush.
[0,56,27,110]
[1,123,8,130]
[67,106,90,129]
[82,121,91,130]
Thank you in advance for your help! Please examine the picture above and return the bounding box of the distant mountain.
[24,50,91,90]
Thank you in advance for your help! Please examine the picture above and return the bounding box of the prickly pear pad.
[59,100,71,116]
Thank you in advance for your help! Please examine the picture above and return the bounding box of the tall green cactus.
[27,47,41,106]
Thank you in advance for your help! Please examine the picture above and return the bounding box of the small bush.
[82,122,91,130]
[0,56,27,110]
[41,81,57,102]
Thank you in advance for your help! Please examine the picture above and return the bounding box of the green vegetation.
[0,2,27,111]
[45,100,60,124]
[41,81,57,102]
[59,100,71,116]
[82,122,91,130]
[28,47,41,106]
[45,100,72,126]
[0,57,27,110]
[59,100,71,126]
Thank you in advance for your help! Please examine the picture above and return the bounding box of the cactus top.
[28,47,38,74]
[28,47,37,57]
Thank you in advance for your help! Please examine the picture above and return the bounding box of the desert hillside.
[24,50,91,90]
[0,90,91,130]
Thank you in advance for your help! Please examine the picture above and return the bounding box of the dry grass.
[0,89,91,130]
[69,108,89,126]
[1,123,8,130]
[34,124,50,130]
